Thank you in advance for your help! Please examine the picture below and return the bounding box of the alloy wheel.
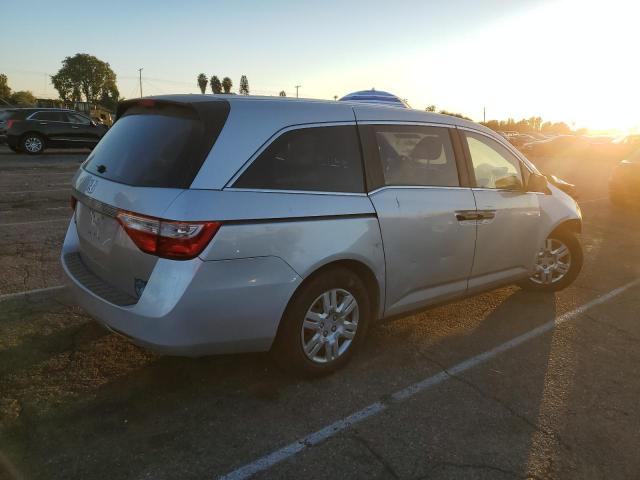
[530,238,572,285]
[24,137,43,153]
[301,288,359,364]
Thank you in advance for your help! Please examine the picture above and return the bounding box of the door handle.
[71,126,80,129]
[455,210,496,222]
[455,210,481,221]
[478,210,496,220]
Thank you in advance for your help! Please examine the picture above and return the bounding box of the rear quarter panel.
[164,190,387,318]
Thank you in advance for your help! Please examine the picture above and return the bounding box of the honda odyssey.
[61,95,583,375]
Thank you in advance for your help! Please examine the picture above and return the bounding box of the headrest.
[411,136,443,161]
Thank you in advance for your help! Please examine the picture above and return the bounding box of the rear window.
[84,101,229,188]
[233,125,365,193]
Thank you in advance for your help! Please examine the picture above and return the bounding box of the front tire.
[519,230,583,292]
[272,267,371,377]
[21,133,45,155]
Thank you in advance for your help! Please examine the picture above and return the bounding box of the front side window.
[32,111,66,122]
[233,125,364,193]
[67,113,92,125]
[373,125,459,187]
[464,131,523,189]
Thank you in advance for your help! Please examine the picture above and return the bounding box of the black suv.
[4,108,108,154]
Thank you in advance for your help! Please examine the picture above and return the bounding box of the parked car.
[521,135,583,156]
[609,149,640,206]
[5,108,108,154]
[61,95,583,376]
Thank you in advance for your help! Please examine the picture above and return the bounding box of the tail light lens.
[116,211,221,260]
[6,119,20,129]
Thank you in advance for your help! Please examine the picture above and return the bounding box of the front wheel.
[272,267,370,377]
[519,230,583,292]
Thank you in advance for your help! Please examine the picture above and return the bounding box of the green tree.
[0,74,11,101]
[210,75,222,94]
[197,73,208,94]
[425,105,436,112]
[51,53,119,108]
[222,77,233,94]
[279,90,286,97]
[10,90,37,106]
[239,75,249,95]
[438,109,471,121]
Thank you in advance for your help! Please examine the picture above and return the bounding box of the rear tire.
[272,267,370,377]
[21,133,45,155]
[519,230,582,292]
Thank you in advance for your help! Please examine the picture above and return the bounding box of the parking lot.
[1,144,640,479]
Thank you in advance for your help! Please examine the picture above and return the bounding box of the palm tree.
[222,77,233,94]
[210,75,222,94]
[239,75,249,95]
[197,73,208,94]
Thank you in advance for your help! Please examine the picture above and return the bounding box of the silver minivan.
[61,95,582,375]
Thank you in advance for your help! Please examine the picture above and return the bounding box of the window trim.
[226,121,366,193]
[358,122,466,191]
[457,127,532,191]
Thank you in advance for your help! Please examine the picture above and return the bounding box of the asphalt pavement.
[1,145,639,480]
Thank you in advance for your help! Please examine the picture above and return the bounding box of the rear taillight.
[116,211,221,260]
[6,119,20,129]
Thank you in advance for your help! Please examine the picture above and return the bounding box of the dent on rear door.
[370,187,477,316]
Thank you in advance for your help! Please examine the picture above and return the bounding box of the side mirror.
[527,173,550,194]
[494,174,523,191]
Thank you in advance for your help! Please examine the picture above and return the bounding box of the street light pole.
[138,68,143,98]
[295,85,301,98]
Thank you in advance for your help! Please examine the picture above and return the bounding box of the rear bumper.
[61,221,301,356]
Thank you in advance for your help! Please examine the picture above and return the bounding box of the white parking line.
[219,278,640,480]
[0,218,69,227]
[0,285,66,302]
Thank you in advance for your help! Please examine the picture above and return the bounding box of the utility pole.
[295,85,301,98]
[138,68,143,98]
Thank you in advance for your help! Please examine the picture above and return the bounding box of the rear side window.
[31,111,67,122]
[84,101,229,188]
[373,125,459,187]
[233,125,365,193]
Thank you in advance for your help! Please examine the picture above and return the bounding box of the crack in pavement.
[351,431,400,479]
[582,312,640,342]
[416,351,574,455]
[421,461,547,480]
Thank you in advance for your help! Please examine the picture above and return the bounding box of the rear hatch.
[72,98,229,299]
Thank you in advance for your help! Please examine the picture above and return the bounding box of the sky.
[1,0,638,132]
